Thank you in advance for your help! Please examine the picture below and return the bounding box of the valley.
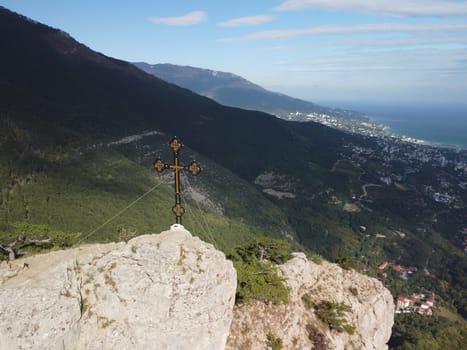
[0,6,466,349]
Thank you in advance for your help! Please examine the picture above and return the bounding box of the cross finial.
[153,136,202,224]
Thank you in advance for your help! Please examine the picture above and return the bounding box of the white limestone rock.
[227,253,394,350]
[0,225,236,350]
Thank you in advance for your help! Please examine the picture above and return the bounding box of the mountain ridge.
[0,5,302,248]
[1,9,466,348]
[133,62,366,121]
[1,6,361,185]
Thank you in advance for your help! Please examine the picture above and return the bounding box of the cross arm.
[154,159,202,176]
[153,158,169,174]
[186,160,202,176]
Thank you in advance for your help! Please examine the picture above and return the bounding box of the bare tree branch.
[0,237,52,260]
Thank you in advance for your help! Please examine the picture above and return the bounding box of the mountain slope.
[133,62,364,120]
[0,134,289,251]
[0,7,300,249]
[1,5,344,252]
[1,7,351,182]
[1,8,466,340]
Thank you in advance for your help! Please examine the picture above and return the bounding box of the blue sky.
[2,0,467,106]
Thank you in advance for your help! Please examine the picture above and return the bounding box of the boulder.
[0,225,236,350]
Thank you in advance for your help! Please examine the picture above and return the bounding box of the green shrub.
[315,301,355,334]
[47,229,80,247]
[266,333,283,350]
[0,222,80,259]
[309,253,324,264]
[336,256,356,270]
[233,260,289,304]
[229,237,292,305]
[3,222,79,246]
[230,237,292,264]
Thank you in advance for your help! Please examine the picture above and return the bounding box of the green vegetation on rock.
[314,301,356,335]
[229,238,292,305]
[1,8,466,348]
[336,256,356,270]
[266,333,283,350]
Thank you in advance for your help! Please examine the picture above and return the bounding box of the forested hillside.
[0,7,466,348]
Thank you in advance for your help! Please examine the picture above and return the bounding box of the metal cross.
[153,136,202,224]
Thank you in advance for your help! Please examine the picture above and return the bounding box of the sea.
[322,101,467,150]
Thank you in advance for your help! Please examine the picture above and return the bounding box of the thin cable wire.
[184,176,215,241]
[78,180,164,243]
[183,176,218,248]
[182,197,218,249]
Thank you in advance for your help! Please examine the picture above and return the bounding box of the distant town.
[286,110,467,318]
[288,111,467,216]
[287,111,460,147]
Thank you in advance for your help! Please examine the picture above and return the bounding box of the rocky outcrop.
[0,227,394,350]
[0,225,236,350]
[227,253,394,350]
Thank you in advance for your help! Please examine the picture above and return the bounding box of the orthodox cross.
[153,136,202,224]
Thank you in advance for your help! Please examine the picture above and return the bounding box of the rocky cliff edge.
[0,225,236,350]
[227,253,394,350]
[0,229,394,350]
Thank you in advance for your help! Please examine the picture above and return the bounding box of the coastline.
[288,104,467,152]
[366,117,467,151]
[322,101,467,151]
[365,115,467,151]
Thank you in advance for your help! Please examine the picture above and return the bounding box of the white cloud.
[277,48,467,72]
[217,23,467,42]
[149,11,207,26]
[264,47,467,104]
[275,0,467,17]
[217,15,275,27]
[256,35,467,53]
